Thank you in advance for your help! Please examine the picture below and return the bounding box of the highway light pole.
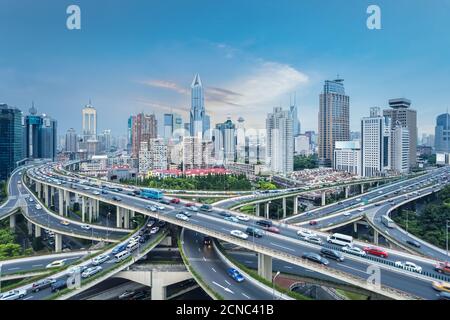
[272,271,280,300]
[106,212,111,242]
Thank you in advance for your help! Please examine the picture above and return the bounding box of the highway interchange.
[0,162,449,300]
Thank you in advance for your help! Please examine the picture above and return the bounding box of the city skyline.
[1,1,450,135]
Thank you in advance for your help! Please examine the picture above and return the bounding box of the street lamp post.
[272,271,280,300]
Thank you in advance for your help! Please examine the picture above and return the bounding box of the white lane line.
[242,293,251,299]
[224,280,231,286]
[211,267,217,273]
[338,264,367,274]
[203,256,206,261]
[244,260,254,264]
[212,281,234,294]
[8,267,20,271]
[269,242,296,252]
[284,266,293,269]
[32,264,43,267]
[23,296,33,300]
[221,228,229,232]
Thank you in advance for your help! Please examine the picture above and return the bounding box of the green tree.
[293,154,318,171]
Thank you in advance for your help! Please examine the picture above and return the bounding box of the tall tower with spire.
[190,74,208,139]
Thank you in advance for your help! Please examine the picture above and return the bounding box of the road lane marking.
[203,256,206,261]
[242,293,251,299]
[211,267,217,273]
[338,264,367,274]
[212,281,234,294]
[224,280,231,286]
[269,242,296,252]
[23,296,33,300]
[8,267,20,270]
[32,264,43,267]
[284,266,293,269]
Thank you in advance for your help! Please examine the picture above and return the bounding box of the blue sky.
[1,0,449,137]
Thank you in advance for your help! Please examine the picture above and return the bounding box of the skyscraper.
[361,107,391,177]
[0,104,23,180]
[214,117,236,164]
[24,106,57,160]
[318,78,350,167]
[392,121,410,174]
[65,128,78,153]
[383,98,417,167]
[266,107,293,175]
[434,113,450,153]
[131,113,158,157]
[189,74,210,139]
[236,117,246,163]
[290,95,301,136]
[163,113,183,142]
[82,102,97,141]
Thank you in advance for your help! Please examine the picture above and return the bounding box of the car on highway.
[112,196,122,201]
[245,227,264,238]
[118,290,135,300]
[227,268,245,282]
[343,211,352,216]
[92,254,110,265]
[265,226,280,234]
[28,197,34,202]
[309,220,318,226]
[394,261,422,273]
[31,278,56,292]
[224,216,239,223]
[81,224,91,230]
[363,246,388,258]
[92,191,100,195]
[157,205,165,210]
[432,281,450,293]
[176,213,189,221]
[297,229,318,238]
[185,202,195,207]
[230,229,249,240]
[219,211,232,218]
[35,204,42,210]
[200,204,213,212]
[187,205,198,212]
[435,262,450,274]
[0,289,27,300]
[236,214,250,222]
[170,198,181,204]
[342,245,366,257]
[256,219,272,228]
[159,199,170,205]
[302,252,329,265]
[406,239,421,248]
[357,208,364,212]
[81,266,103,278]
[150,226,160,235]
[438,291,450,300]
[68,265,88,275]
[46,259,66,269]
[304,235,323,245]
[60,220,70,226]
[179,210,192,217]
[320,248,344,262]
[146,205,157,212]
[203,236,212,247]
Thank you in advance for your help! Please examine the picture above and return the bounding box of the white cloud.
[137,79,189,95]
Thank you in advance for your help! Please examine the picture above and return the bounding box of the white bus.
[327,233,353,246]
[114,250,131,263]
[381,215,395,228]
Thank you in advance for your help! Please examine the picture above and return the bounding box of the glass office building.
[0,104,23,180]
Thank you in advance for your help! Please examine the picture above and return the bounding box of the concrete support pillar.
[81,196,86,222]
[27,220,33,236]
[361,184,365,194]
[257,253,273,281]
[50,187,55,207]
[55,233,62,253]
[116,206,123,228]
[345,186,350,199]
[151,277,167,300]
[130,210,135,218]
[58,191,64,216]
[374,230,379,245]
[282,197,287,218]
[64,190,70,216]
[321,191,326,206]
[35,225,42,238]
[265,202,270,219]
[88,198,93,223]
[293,196,298,215]
[95,200,100,221]
[353,222,358,233]
[124,210,130,229]
[255,204,260,217]
[9,214,16,230]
